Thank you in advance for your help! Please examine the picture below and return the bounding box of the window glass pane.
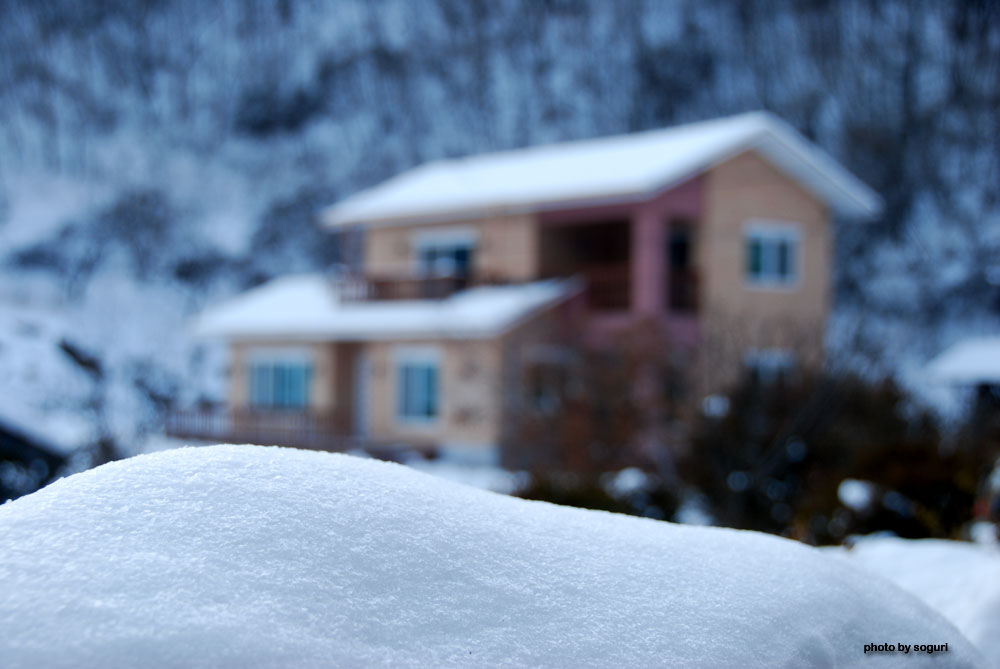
[399,366,412,416]
[250,363,267,407]
[288,365,302,407]
[747,238,763,277]
[452,247,471,275]
[398,362,439,420]
[776,240,789,279]
[425,366,438,417]
[273,365,285,407]
[250,361,313,409]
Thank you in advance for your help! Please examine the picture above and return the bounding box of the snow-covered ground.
[0,445,986,667]
[830,536,1000,665]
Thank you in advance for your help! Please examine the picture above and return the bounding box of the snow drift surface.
[0,445,984,668]
[834,537,1000,664]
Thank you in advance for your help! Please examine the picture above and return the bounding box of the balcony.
[338,274,497,302]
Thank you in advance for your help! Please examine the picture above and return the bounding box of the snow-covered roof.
[193,274,579,341]
[926,336,1000,385]
[322,111,883,227]
[0,445,984,666]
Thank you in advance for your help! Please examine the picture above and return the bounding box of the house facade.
[171,112,881,465]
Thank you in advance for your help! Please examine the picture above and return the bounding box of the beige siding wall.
[229,340,337,413]
[363,339,502,451]
[696,150,831,391]
[364,214,540,281]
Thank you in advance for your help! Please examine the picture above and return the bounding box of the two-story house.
[171,112,881,466]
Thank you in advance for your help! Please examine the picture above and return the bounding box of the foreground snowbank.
[0,445,984,667]
[832,537,1000,664]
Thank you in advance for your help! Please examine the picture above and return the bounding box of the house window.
[744,349,795,385]
[526,363,568,414]
[524,346,575,414]
[415,227,477,277]
[249,357,313,409]
[745,222,800,287]
[396,348,441,423]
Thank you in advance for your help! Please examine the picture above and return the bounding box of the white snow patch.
[838,478,877,512]
[604,467,650,498]
[193,274,580,341]
[833,536,1000,663]
[404,458,524,495]
[0,445,984,667]
[926,337,1000,385]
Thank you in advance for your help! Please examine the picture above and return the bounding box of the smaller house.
[173,275,584,462]
[927,336,1000,409]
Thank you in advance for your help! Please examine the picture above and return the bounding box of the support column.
[630,205,665,317]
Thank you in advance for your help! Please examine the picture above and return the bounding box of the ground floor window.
[249,355,314,409]
[744,348,795,385]
[396,348,441,422]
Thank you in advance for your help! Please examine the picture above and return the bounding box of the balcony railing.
[339,274,478,301]
[335,266,696,314]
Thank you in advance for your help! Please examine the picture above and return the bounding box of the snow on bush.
[0,445,986,667]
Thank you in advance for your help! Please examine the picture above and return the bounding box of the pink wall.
[538,176,704,348]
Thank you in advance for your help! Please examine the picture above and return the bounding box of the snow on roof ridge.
[322,111,882,227]
[0,444,984,666]
[436,111,768,167]
[926,334,1000,384]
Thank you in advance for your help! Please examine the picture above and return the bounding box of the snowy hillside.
[0,1,997,454]
[0,445,986,667]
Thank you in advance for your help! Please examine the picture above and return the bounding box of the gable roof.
[193,275,581,341]
[322,111,882,228]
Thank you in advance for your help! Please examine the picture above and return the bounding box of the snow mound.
[0,445,984,667]
[833,536,1000,664]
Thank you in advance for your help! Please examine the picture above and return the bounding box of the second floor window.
[745,222,800,287]
[249,358,313,409]
[414,227,478,281]
[419,242,474,278]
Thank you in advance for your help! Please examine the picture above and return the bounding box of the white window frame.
[247,348,315,410]
[743,220,802,290]
[394,346,442,425]
[413,226,477,278]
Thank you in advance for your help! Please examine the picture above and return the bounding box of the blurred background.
[1,0,998,546]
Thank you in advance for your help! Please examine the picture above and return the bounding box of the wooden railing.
[338,274,477,301]
[165,408,359,452]
[165,408,439,457]
[334,266,695,314]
